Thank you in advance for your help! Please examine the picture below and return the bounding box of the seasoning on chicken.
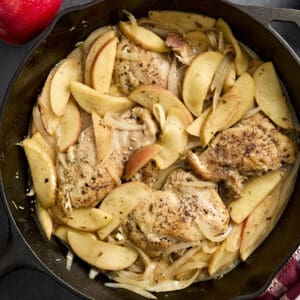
[187,113,296,196]
[114,38,170,94]
[123,169,229,257]
[56,107,158,215]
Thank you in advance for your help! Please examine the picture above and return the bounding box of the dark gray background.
[0,0,299,299]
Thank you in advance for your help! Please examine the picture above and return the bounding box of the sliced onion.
[177,261,208,275]
[89,267,100,279]
[197,220,232,243]
[138,20,170,38]
[105,283,157,299]
[218,31,224,54]
[207,31,218,50]
[148,270,199,292]
[211,55,232,111]
[226,226,242,253]
[32,106,56,151]
[162,246,201,278]
[202,240,219,253]
[167,57,178,97]
[66,250,74,271]
[242,106,262,120]
[162,242,201,262]
[123,9,138,30]
[104,113,146,131]
[239,41,259,59]
[152,103,166,130]
[125,241,152,267]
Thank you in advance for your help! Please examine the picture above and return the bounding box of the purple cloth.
[257,247,300,299]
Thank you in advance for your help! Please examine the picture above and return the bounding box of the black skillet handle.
[0,209,44,279]
[60,0,98,12]
[232,5,300,62]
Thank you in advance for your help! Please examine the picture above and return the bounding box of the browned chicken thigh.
[187,113,296,196]
[123,169,229,257]
[56,107,158,215]
[114,38,170,94]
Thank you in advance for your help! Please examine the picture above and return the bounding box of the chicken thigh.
[56,107,158,215]
[123,169,229,257]
[187,113,296,196]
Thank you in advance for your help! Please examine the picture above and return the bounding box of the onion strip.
[242,106,262,120]
[162,242,201,262]
[104,113,146,131]
[148,270,199,292]
[167,57,178,97]
[162,246,201,278]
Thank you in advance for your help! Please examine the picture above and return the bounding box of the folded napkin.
[257,246,300,300]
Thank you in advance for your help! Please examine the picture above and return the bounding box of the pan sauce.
[22,10,299,299]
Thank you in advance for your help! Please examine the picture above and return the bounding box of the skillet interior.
[0,0,299,299]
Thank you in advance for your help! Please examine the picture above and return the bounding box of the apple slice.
[91,111,112,162]
[84,30,116,85]
[125,144,163,180]
[215,19,248,75]
[208,223,242,276]
[182,51,223,116]
[70,81,134,116]
[223,61,236,92]
[119,20,169,53]
[54,225,97,244]
[57,99,81,152]
[82,26,113,53]
[186,106,212,137]
[38,65,60,136]
[67,46,83,69]
[200,86,240,147]
[36,203,53,240]
[22,138,56,208]
[229,170,283,224]
[154,107,189,169]
[149,11,216,32]
[68,231,138,271]
[91,37,118,93]
[225,72,255,127]
[129,85,193,123]
[253,62,293,129]
[51,205,112,232]
[50,59,81,116]
[31,132,55,162]
[97,182,151,239]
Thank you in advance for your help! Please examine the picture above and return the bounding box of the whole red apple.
[0,0,62,45]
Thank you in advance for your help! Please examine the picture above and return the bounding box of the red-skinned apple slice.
[38,64,60,136]
[91,37,118,93]
[84,30,115,85]
[125,144,163,180]
[57,99,81,152]
[50,59,81,116]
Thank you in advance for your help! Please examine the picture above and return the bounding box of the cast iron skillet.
[0,0,300,299]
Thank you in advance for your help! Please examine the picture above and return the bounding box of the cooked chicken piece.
[56,107,158,215]
[114,38,170,94]
[187,113,296,196]
[123,169,229,257]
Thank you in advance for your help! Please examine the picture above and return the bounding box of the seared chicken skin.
[56,107,158,215]
[114,38,170,94]
[187,113,296,196]
[123,169,229,257]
